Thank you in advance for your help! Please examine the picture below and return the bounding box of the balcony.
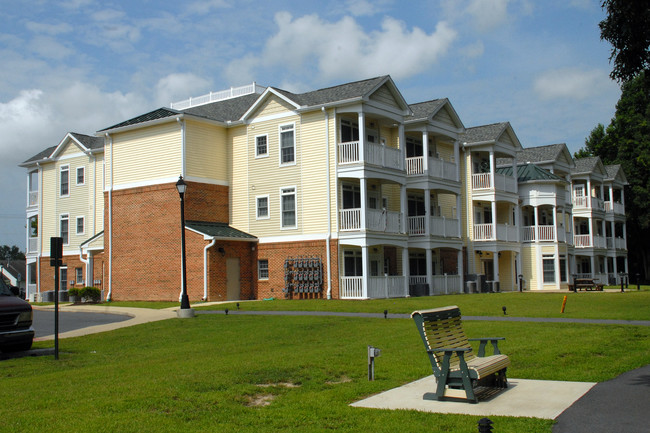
[471,173,516,193]
[406,156,457,181]
[338,141,403,170]
[574,235,607,248]
[574,196,605,211]
[27,237,39,254]
[604,201,625,215]
[339,276,407,299]
[28,191,38,208]
[339,208,402,234]
[474,223,518,242]
[522,225,556,242]
[407,215,459,238]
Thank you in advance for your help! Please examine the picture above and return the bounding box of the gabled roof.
[516,143,574,166]
[605,164,629,185]
[185,221,257,241]
[183,93,262,123]
[461,122,522,151]
[99,107,180,132]
[20,132,103,167]
[497,163,565,183]
[407,98,465,130]
[572,156,607,177]
[20,145,58,166]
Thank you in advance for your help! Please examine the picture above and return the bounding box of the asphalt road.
[32,309,131,338]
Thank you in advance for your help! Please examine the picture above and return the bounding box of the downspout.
[203,236,216,300]
[106,133,113,301]
[322,106,332,299]
[79,245,90,285]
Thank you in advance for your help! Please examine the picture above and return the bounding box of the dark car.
[0,278,34,352]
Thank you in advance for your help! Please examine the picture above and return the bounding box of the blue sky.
[0,0,621,248]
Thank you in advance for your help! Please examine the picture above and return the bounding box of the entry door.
[226,258,240,301]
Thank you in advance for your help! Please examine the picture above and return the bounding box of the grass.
[2,301,650,433]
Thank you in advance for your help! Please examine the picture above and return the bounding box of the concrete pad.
[351,375,596,419]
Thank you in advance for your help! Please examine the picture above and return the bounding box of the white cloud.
[226,12,457,83]
[467,0,510,32]
[345,0,392,16]
[186,0,231,15]
[533,68,616,101]
[29,36,75,60]
[462,40,484,58]
[25,21,73,35]
[154,73,212,107]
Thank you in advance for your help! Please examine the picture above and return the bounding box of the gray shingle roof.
[21,145,58,165]
[461,122,509,144]
[496,163,564,183]
[183,93,262,122]
[408,99,447,122]
[271,76,388,107]
[572,157,601,174]
[186,221,256,240]
[70,132,103,150]
[605,164,621,179]
[516,143,565,163]
[99,108,180,132]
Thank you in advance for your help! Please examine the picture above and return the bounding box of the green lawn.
[2,301,650,432]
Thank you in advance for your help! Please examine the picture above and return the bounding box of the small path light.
[478,417,494,432]
[236,302,240,309]
[383,309,388,319]
[367,346,381,381]
[502,306,506,315]
[637,273,641,291]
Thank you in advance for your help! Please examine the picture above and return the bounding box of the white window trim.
[280,186,297,230]
[279,123,296,167]
[76,166,85,186]
[60,213,70,246]
[255,134,269,158]
[76,216,85,235]
[60,165,70,197]
[258,259,269,280]
[256,195,270,220]
[75,267,84,285]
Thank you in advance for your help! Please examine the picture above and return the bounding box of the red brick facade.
[37,253,105,294]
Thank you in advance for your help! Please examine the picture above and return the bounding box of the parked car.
[0,278,34,352]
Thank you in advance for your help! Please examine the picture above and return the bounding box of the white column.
[491,201,497,241]
[610,220,615,249]
[590,255,596,279]
[402,247,410,297]
[621,187,625,207]
[426,248,433,295]
[454,140,460,182]
[609,185,614,207]
[398,123,405,171]
[514,203,520,242]
[552,205,558,241]
[604,255,610,279]
[360,178,367,231]
[489,150,495,189]
[601,220,606,247]
[358,112,365,162]
[622,222,627,248]
[586,179,592,207]
[494,251,500,285]
[533,205,539,242]
[456,194,462,238]
[457,249,464,294]
[400,184,407,234]
[422,131,429,173]
[612,254,618,283]
[561,208,566,241]
[362,245,369,298]
[424,188,431,236]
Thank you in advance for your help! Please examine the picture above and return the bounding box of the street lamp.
[176,175,194,318]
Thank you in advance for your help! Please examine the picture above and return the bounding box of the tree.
[573,123,606,159]
[599,0,650,82]
[0,245,25,260]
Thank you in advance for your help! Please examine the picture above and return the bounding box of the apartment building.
[20,76,628,301]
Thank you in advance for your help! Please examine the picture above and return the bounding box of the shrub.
[68,288,80,297]
[80,286,101,303]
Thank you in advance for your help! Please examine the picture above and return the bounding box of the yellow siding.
[432,106,456,129]
[437,193,457,219]
[522,246,536,289]
[299,110,330,234]
[250,96,296,119]
[229,126,248,231]
[111,122,182,187]
[369,84,400,109]
[500,253,513,290]
[58,141,85,157]
[542,246,555,254]
[93,154,105,232]
[185,120,228,182]
[436,141,454,161]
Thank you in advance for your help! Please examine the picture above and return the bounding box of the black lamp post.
[176,176,191,312]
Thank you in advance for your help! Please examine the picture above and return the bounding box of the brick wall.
[37,253,103,293]
[254,239,339,300]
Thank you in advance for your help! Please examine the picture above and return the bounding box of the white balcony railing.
[407,216,426,236]
[431,274,461,295]
[431,216,460,238]
[338,141,404,170]
[474,223,494,240]
[574,196,606,210]
[615,237,627,250]
[594,235,606,249]
[339,208,361,231]
[340,276,363,299]
[406,156,457,181]
[496,223,519,242]
[605,201,625,214]
[28,191,38,207]
[406,156,423,175]
[471,173,516,193]
[28,237,39,253]
[368,276,406,298]
[170,82,265,110]
[339,208,402,234]
[537,225,555,241]
[574,234,591,247]
[472,173,491,189]
[338,141,360,164]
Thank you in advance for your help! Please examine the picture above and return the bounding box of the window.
[279,124,295,164]
[60,166,69,196]
[281,187,296,228]
[344,250,362,276]
[76,216,85,235]
[28,170,38,206]
[255,135,268,157]
[256,195,269,219]
[60,214,69,245]
[340,119,359,142]
[258,260,269,280]
[543,255,555,283]
[76,167,85,185]
[76,267,84,285]
[60,268,68,291]
[560,257,567,282]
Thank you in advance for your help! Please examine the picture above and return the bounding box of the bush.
[68,288,80,297]
[80,286,101,303]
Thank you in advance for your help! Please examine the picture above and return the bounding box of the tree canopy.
[599,0,650,82]
[0,245,25,261]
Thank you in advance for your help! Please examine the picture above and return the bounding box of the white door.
[226,258,240,301]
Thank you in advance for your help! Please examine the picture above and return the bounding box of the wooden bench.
[411,306,510,403]
[573,278,604,291]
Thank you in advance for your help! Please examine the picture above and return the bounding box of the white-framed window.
[60,165,69,197]
[256,195,270,220]
[76,166,85,185]
[76,216,85,235]
[340,119,359,143]
[255,134,268,158]
[280,186,296,229]
[75,267,84,285]
[60,214,69,245]
[543,255,555,283]
[60,267,68,291]
[279,123,295,165]
[258,259,269,280]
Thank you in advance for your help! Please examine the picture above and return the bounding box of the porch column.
[358,112,365,162]
[400,184,407,234]
[360,178,367,231]
[621,187,625,207]
[600,182,605,201]
[624,256,629,275]
[610,220,615,249]
[613,255,619,284]
[561,208,566,241]
[586,179,592,207]
[456,194,462,238]
[362,245,369,299]
[494,250,500,285]
[590,255,596,279]
[604,255,610,281]
[402,247,410,297]
[622,222,627,249]
[533,205,539,243]
[422,131,429,173]
[457,249,464,294]
[426,248,433,295]
[552,205,558,241]
[454,140,460,182]
[609,185,614,207]
[602,220,607,248]
[489,150,495,188]
[514,203,520,242]
[491,201,497,241]
[424,188,431,236]
[589,217,594,247]
[398,123,405,170]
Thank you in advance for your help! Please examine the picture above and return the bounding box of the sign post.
[50,237,63,360]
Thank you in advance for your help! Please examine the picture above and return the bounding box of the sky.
[0,0,621,248]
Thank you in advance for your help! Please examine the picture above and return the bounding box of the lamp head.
[176,175,187,195]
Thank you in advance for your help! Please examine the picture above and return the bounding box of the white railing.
[574,196,606,210]
[340,276,363,299]
[431,274,461,295]
[592,197,605,211]
[574,234,591,247]
[339,208,361,231]
[496,223,519,242]
[368,276,406,298]
[28,191,38,207]
[338,141,403,170]
[409,276,428,286]
[474,223,494,240]
[594,235,606,248]
[338,141,360,164]
[522,226,535,242]
[408,216,426,235]
[494,173,517,193]
[28,238,39,253]
[429,158,457,180]
[605,201,625,214]
[615,237,627,250]
[607,237,614,249]
[406,156,424,175]
[574,196,588,208]
[537,225,555,241]
[170,82,265,110]
[472,173,491,189]
[431,216,460,238]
